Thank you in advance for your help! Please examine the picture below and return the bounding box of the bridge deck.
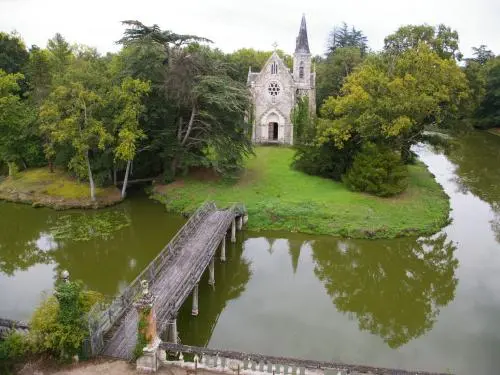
[102,208,235,359]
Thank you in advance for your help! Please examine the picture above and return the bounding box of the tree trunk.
[86,152,96,202]
[7,162,14,177]
[48,160,54,173]
[113,165,117,186]
[121,160,132,199]
[170,156,179,179]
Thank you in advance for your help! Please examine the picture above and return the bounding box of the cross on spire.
[272,41,278,51]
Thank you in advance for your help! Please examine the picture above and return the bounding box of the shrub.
[293,138,360,181]
[0,331,29,361]
[30,281,103,361]
[343,142,408,197]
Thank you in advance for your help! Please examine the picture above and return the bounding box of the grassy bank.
[0,168,122,209]
[152,147,450,238]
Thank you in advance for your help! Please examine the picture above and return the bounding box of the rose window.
[268,81,281,96]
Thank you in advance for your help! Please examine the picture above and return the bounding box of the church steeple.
[295,14,310,54]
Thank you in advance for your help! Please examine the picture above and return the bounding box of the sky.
[1,0,499,58]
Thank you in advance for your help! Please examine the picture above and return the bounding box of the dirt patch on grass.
[189,167,221,182]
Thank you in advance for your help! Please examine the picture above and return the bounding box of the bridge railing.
[160,343,453,375]
[87,201,218,356]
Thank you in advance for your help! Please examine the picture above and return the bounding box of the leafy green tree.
[226,48,292,83]
[315,47,363,107]
[25,46,53,105]
[327,22,368,55]
[475,57,500,128]
[320,44,469,163]
[0,32,29,74]
[291,95,311,142]
[384,24,461,60]
[47,33,73,80]
[118,21,252,180]
[472,45,495,65]
[111,77,150,198]
[292,130,361,181]
[40,83,112,201]
[0,70,41,175]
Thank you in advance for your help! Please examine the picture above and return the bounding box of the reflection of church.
[247,15,316,145]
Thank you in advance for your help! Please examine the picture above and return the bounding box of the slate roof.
[295,14,310,54]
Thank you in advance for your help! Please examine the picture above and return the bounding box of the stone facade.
[248,15,316,145]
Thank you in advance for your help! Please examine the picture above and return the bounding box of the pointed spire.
[295,14,310,54]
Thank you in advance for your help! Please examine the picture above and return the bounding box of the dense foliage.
[0,21,498,200]
[296,21,496,197]
[0,24,254,199]
[343,143,408,197]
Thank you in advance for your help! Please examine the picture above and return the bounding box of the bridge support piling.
[192,284,199,316]
[220,236,226,262]
[208,257,215,286]
[231,218,236,243]
[168,318,178,344]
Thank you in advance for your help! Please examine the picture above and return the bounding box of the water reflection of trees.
[0,205,56,275]
[445,133,500,241]
[0,200,184,299]
[177,238,251,346]
[312,234,458,348]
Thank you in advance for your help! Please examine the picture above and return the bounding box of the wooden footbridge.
[87,201,245,359]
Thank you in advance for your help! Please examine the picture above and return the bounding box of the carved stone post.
[220,236,226,262]
[192,284,199,316]
[208,257,215,286]
[134,280,160,372]
[231,217,236,243]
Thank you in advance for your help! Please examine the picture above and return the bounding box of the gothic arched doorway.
[266,113,279,141]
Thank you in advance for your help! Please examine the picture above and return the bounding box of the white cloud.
[1,0,498,57]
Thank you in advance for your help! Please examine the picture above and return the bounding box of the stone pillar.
[220,236,226,262]
[192,284,199,316]
[208,257,215,286]
[61,270,70,283]
[134,280,160,372]
[231,218,236,243]
[168,317,178,344]
[237,215,243,230]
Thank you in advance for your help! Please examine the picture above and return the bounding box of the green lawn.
[0,168,121,209]
[152,147,450,238]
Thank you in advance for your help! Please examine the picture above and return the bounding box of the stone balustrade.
[158,343,453,375]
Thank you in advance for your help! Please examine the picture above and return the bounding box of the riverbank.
[151,147,450,239]
[0,168,122,209]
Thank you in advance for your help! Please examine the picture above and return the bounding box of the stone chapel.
[247,15,316,145]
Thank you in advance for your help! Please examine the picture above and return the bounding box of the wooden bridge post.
[231,218,236,243]
[220,236,226,262]
[208,257,215,286]
[192,284,199,316]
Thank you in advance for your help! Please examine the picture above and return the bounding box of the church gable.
[254,52,294,87]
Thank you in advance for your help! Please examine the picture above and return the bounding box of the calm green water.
[1,132,500,374]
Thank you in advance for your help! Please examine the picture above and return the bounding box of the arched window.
[271,62,278,75]
[299,62,304,79]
